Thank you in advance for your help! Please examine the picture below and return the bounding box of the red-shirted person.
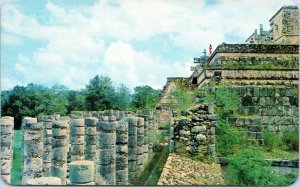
[209,44,212,56]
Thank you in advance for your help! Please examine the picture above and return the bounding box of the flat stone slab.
[25,177,62,185]
[69,160,95,183]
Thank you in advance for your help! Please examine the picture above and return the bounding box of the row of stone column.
[17,112,151,185]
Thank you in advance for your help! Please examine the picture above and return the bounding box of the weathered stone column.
[52,120,68,185]
[137,117,144,171]
[143,116,149,164]
[21,117,37,164]
[84,117,98,161]
[118,111,125,121]
[124,117,138,182]
[169,119,175,152]
[95,116,116,185]
[70,118,85,161]
[116,120,128,185]
[22,119,43,184]
[0,116,14,184]
[69,160,95,185]
[40,115,60,177]
[94,116,107,185]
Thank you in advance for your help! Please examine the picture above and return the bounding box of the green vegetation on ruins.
[169,80,298,185]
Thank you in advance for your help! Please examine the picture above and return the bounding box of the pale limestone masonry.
[116,121,129,185]
[84,117,97,161]
[21,117,37,165]
[51,120,68,185]
[143,116,149,164]
[270,6,299,44]
[171,104,217,157]
[22,119,43,184]
[17,109,153,185]
[70,118,85,161]
[69,160,95,185]
[95,116,116,185]
[25,177,62,185]
[0,116,14,184]
[39,115,60,177]
[137,117,145,171]
[124,117,138,182]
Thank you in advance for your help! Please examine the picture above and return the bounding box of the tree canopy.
[1,75,161,129]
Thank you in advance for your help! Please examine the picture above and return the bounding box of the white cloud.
[1,0,296,90]
[1,33,22,45]
[103,41,192,90]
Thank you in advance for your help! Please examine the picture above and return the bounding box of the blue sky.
[0,0,297,91]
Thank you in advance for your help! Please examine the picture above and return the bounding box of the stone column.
[21,117,37,164]
[116,121,128,185]
[84,117,98,161]
[137,117,144,171]
[69,160,95,185]
[169,119,175,152]
[95,116,116,185]
[70,118,85,161]
[118,111,125,121]
[40,115,60,177]
[0,116,14,184]
[22,119,43,184]
[124,117,138,182]
[143,116,149,164]
[52,120,68,185]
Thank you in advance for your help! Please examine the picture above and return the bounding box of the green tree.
[67,90,86,112]
[85,75,116,110]
[132,85,161,109]
[1,84,69,129]
[115,84,132,111]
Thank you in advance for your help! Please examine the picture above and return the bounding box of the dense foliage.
[1,75,161,129]
[131,85,161,109]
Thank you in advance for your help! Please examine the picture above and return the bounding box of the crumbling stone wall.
[170,104,217,158]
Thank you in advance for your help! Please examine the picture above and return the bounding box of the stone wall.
[270,6,299,44]
[208,43,299,66]
[170,104,217,158]
[224,86,299,141]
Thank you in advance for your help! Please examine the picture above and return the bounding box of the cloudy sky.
[0,0,297,91]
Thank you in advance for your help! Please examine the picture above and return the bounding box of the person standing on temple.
[209,44,212,56]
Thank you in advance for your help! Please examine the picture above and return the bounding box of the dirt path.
[157,153,225,185]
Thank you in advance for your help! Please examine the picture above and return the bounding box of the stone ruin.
[170,104,217,157]
[0,109,160,185]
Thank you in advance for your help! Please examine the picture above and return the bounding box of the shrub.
[216,121,252,157]
[225,147,296,185]
[282,129,299,151]
[197,84,240,120]
[262,128,283,152]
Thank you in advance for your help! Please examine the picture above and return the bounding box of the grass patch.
[282,129,299,151]
[11,130,22,185]
[262,128,283,152]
